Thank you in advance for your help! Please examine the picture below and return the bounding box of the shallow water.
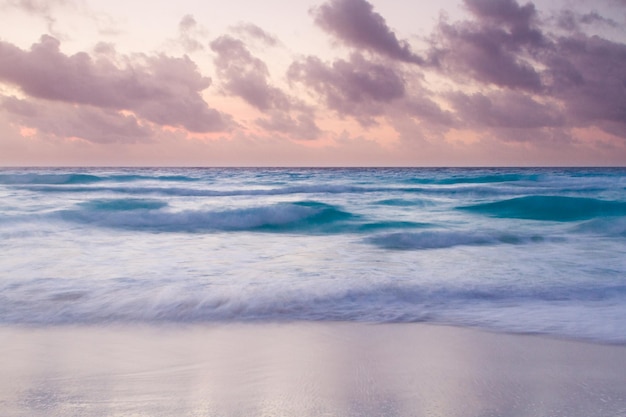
[1,167,625,342]
[2,323,626,417]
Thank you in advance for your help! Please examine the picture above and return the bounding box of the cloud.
[464,0,539,32]
[403,97,457,128]
[448,90,564,129]
[425,0,626,140]
[433,12,544,91]
[0,35,230,133]
[210,35,289,111]
[231,23,278,47]
[554,10,619,33]
[256,111,321,141]
[1,0,72,33]
[1,95,152,143]
[177,14,205,52]
[2,0,70,15]
[288,53,406,125]
[546,35,626,134]
[210,35,321,140]
[312,0,424,64]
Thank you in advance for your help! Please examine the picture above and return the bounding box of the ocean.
[1,167,625,343]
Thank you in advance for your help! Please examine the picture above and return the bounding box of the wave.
[22,183,372,196]
[102,174,200,182]
[58,200,357,233]
[374,198,433,207]
[2,279,625,344]
[80,198,168,211]
[0,173,103,185]
[0,173,200,185]
[357,221,432,232]
[368,230,546,250]
[406,173,540,185]
[574,217,626,237]
[55,199,435,234]
[18,182,525,201]
[460,196,626,221]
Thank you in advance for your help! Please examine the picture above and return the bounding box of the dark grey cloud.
[313,0,424,64]
[288,53,406,124]
[0,35,230,132]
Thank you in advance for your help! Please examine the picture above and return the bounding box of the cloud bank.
[1,0,625,164]
[0,35,230,143]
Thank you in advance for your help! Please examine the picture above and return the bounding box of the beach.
[2,322,625,417]
[2,168,625,416]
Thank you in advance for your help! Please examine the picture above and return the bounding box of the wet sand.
[1,322,625,417]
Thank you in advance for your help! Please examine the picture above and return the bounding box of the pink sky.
[1,0,625,166]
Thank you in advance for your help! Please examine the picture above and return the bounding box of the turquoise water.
[1,167,625,342]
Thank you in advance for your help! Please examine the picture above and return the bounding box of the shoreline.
[2,322,626,416]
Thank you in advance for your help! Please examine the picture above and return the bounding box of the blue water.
[1,167,625,343]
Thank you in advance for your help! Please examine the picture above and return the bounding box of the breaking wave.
[460,196,626,221]
[2,279,625,343]
[0,173,103,185]
[59,200,356,233]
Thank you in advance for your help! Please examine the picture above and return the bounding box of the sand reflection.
[1,323,626,417]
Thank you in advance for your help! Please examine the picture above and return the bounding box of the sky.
[0,0,625,166]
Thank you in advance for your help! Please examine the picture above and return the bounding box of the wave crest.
[59,200,355,233]
[460,196,626,221]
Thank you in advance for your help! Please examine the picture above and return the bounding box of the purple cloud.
[425,0,626,139]
[449,90,564,129]
[403,97,457,128]
[256,111,321,141]
[288,53,405,124]
[464,0,538,31]
[434,19,543,91]
[554,9,618,33]
[210,35,289,111]
[1,95,152,143]
[0,35,230,132]
[211,35,321,140]
[313,0,424,64]
[546,35,626,131]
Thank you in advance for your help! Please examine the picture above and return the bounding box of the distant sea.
[1,167,625,343]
